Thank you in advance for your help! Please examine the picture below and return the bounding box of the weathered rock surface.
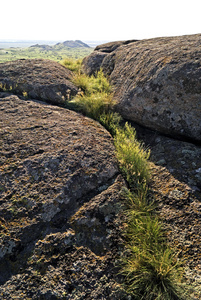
[82,34,201,142]
[0,94,128,299]
[1,52,201,299]
[0,59,78,104]
[95,40,138,54]
[82,40,138,76]
[134,123,201,298]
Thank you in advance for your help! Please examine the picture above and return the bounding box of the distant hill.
[30,44,53,50]
[55,40,90,49]
[30,40,90,50]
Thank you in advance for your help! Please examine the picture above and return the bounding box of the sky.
[1,0,200,42]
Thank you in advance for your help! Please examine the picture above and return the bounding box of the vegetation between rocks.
[62,58,188,299]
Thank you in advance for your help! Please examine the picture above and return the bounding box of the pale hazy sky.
[1,0,200,42]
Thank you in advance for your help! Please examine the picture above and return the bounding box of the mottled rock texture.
[82,40,138,76]
[82,34,201,142]
[0,94,128,299]
[0,59,78,104]
[134,123,201,298]
[1,50,201,299]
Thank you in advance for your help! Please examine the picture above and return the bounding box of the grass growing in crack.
[62,58,188,299]
[121,188,185,300]
[115,126,186,299]
[70,68,114,122]
[114,123,150,191]
[62,58,117,129]
[61,58,83,73]
[72,91,114,121]
[72,69,112,95]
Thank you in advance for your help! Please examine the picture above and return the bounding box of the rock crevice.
[82,34,201,142]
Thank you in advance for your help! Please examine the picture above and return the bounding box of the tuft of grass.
[61,58,82,73]
[122,185,155,216]
[122,248,185,300]
[71,92,114,121]
[114,122,150,191]
[67,68,115,124]
[121,187,186,300]
[72,69,112,95]
[99,112,122,136]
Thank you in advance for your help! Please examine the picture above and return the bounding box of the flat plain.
[0,44,93,63]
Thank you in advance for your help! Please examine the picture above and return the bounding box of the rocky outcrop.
[0,59,78,104]
[0,94,128,299]
[1,92,200,298]
[134,123,201,298]
[1,52,201,298]
[82,51,108,76]
[95,40,138,53]
[82,40,138,76]
[82,34,201,142]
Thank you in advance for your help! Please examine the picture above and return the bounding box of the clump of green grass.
[71,91,114,121]
[115,124,186,299]
[72,69,112,95]
[61,58,82,73]
[99,112,122,136]
[122,248,185,300]
[62,58,188,299]
[121,187,186,300]
[114,122,150,190]
[67,68,116,129]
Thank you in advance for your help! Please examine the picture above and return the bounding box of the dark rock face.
[134,123,201,297]
[82,34,201,142]
[94,40,138,53]
[82,51,107,76]
[0,95,127,299]
[0,59,78,104]
[82,40,138,76]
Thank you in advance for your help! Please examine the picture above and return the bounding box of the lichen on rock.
[0,94,128,299]
[0,59,78,104]
[82,34,201,142]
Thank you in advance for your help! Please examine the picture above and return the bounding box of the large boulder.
[0,94,127,299]
[0,59,78,104]
[82,34,201,142]
[82,40,138,76]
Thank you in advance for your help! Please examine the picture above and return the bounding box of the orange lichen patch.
[161,56,173,66]
[0,217,36,237]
